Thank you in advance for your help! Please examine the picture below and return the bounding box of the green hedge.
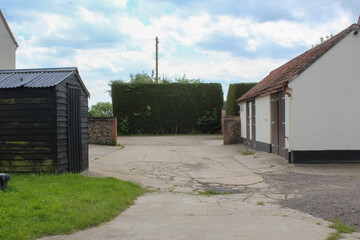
[225,83,257,116]
[112,83,223,134]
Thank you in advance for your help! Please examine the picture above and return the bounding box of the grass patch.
[327,219,357,240]
[216,137,223,140]
[117,144,125,150]
[198,190,233,195]
[257,201,264,205]
[329,219,357,233]
[241,149,255,155]
[327,232,342,240]
[0,173,145,240]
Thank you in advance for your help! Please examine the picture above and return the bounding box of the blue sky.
[1,0,359,106]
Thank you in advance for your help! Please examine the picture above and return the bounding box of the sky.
[1,0,359,106]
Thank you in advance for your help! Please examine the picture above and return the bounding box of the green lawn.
[0,173,145,240]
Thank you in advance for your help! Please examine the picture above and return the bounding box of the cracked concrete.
[41,135,359,240]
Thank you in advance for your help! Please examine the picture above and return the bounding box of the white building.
[237,22,360,163]
[0,9,18,69]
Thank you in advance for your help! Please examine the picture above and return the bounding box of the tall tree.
[89,102,113,117]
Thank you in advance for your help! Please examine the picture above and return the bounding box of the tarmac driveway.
[42,135,360,240]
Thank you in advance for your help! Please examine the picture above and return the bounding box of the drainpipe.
[282,85,291,97]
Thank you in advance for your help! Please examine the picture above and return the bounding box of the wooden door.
[278,93,285,158]
[271,92,285,157]
[68,87,82,173]
[246,102,250,144]
[271,94,279,154]
[251,100,256,147]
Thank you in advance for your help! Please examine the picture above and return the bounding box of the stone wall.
[88,117,117,145]
[223,116,241,145]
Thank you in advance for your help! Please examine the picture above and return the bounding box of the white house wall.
[0,14,16,69]
[255,95,271,144]
[288,31,360,151]
[285,90,292,150]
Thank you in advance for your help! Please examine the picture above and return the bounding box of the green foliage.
[327,232,341,240]
[0,174,144,240]
[174,74,202,84]
[119,117,130,135]
[89,102,113,117]
[197,108,220,133]
[198,190,234,195]
[111,83,223,134]
[329,219,357,233]
[326,219,357,240]
[242,149,255,155]
[129,71,154,84]
[225,83,257,116]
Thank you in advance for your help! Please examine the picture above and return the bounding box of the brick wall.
[223,116,240,145]
[88,117,117,145]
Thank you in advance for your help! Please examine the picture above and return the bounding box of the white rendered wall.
[255,95,271,144]
[239,102,247,138]
[288,31,360,150]
[285,90,292,150]
[0,16,16,69]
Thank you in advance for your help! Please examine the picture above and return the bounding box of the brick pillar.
[88,117,117,145]
[223,116,241,145]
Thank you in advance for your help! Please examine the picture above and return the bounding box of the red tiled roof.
[237,23,360,103]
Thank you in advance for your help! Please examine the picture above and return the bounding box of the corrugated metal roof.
[0,67,89,96]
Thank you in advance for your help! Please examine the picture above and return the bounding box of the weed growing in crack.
[327,219,357,240]
[241,149,255,155]
[198,190,234,195]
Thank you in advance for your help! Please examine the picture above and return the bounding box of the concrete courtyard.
[42,135,360,240]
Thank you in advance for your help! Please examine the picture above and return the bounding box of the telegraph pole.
[155,36,159,83]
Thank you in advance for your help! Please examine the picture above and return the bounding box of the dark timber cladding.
[0,68,89,173]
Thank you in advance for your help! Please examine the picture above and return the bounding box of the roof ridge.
[0,67,77,73]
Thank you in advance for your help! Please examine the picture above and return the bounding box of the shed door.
[278,93,285,157]
[271,92,285,157]
[251,100,256,147]
[68,87,82,173]
[246,102,250,145]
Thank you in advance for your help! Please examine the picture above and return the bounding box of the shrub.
[197,108,220,133]
[111,83,223,134]
[225,83,257,116]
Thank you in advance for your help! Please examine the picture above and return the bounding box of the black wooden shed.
[0,67,90,173]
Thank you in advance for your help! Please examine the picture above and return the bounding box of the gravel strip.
[263,172,360,230]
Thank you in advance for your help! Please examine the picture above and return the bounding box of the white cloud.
[77,7,101,24]
[7,0,359,107]
[110,0,128,8]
